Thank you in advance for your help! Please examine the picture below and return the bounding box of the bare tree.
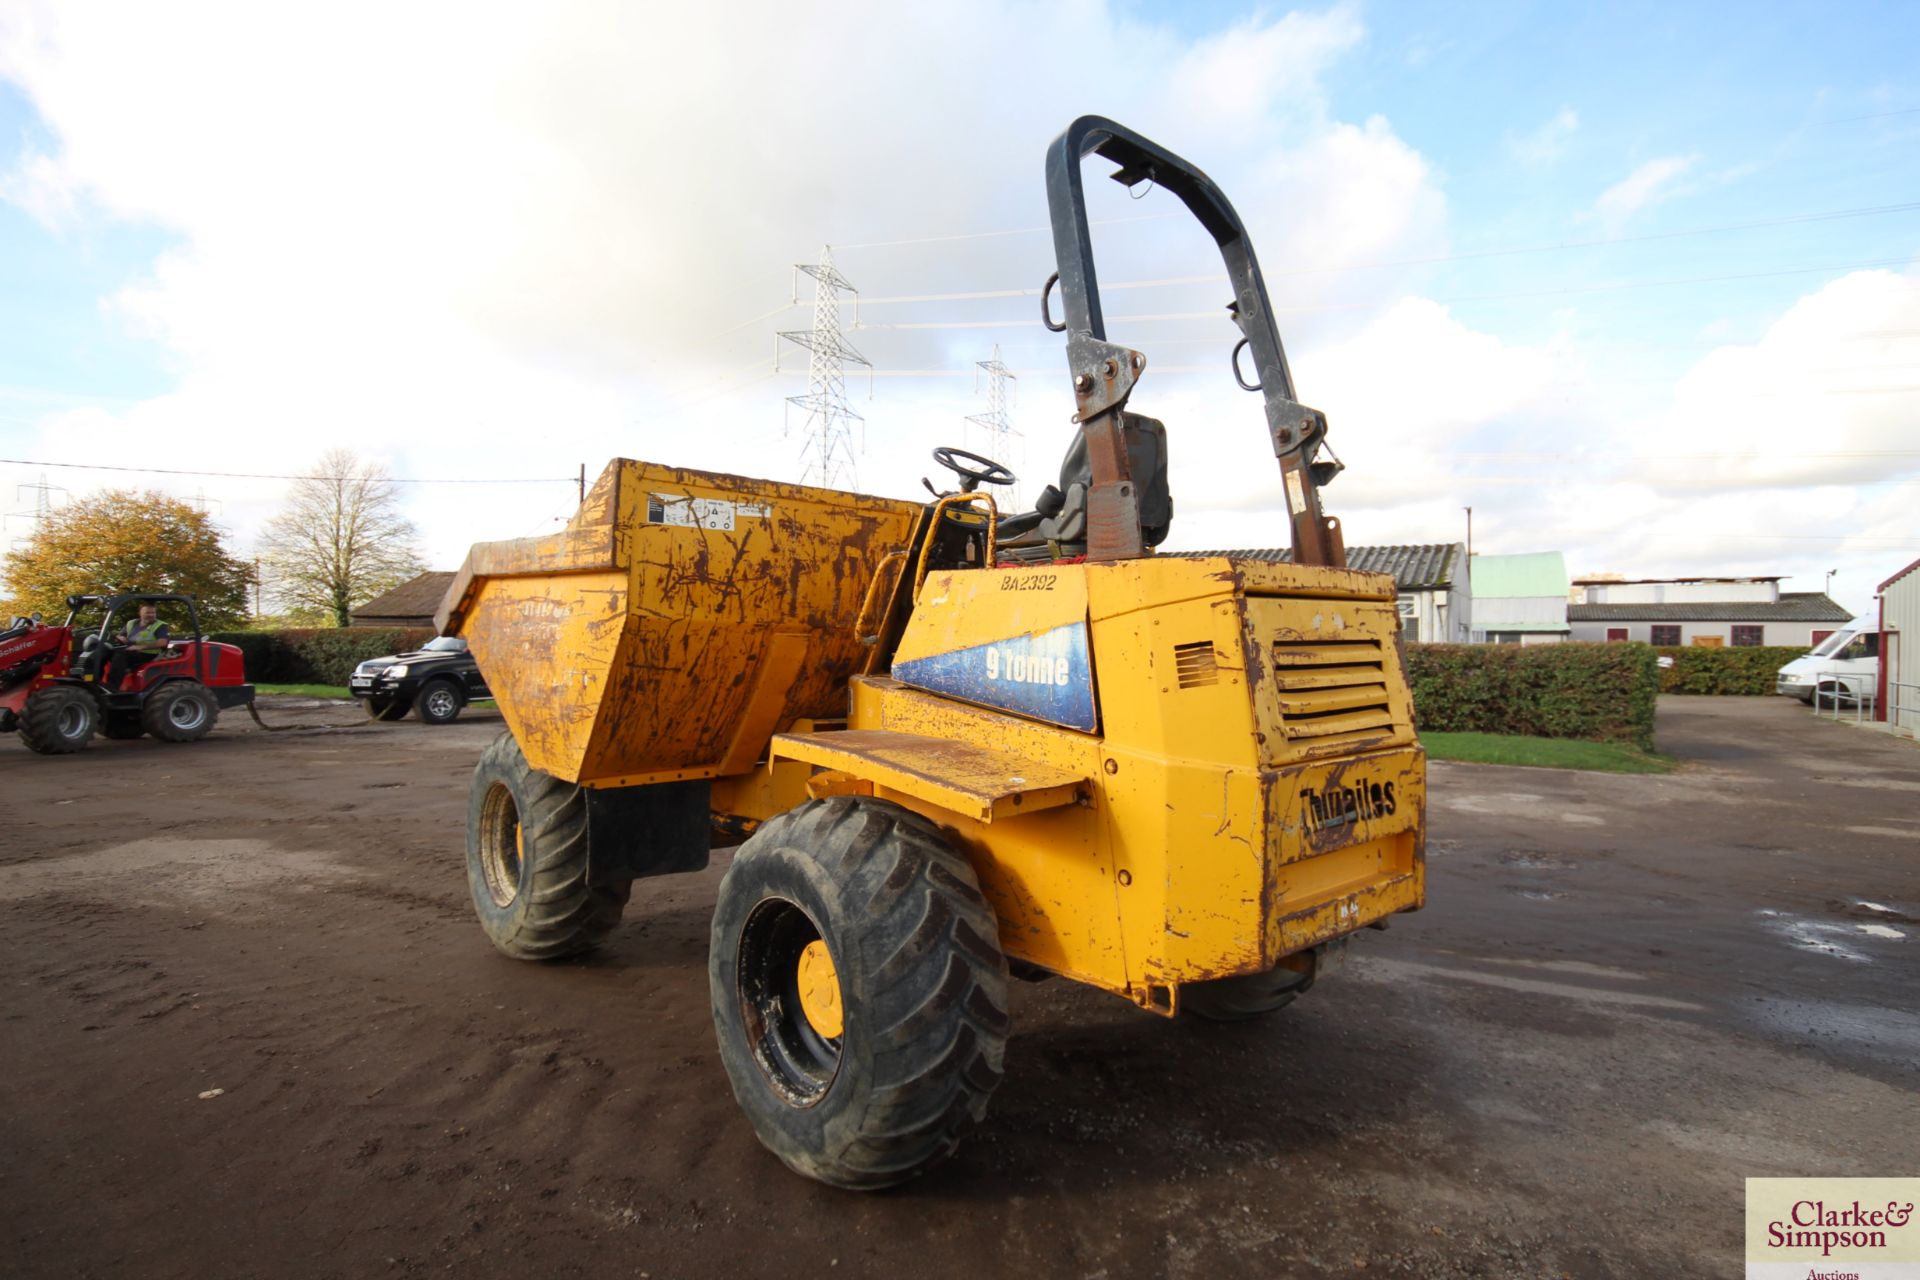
[260,449,426,626]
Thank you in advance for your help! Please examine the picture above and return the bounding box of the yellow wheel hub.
[795,939,843,1039]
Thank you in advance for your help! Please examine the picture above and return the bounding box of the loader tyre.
[142,681,217,742]
[1180,962,1314,1022]
[709,797,1011,1190]
[465,732,629,960]
[19,685,96,754]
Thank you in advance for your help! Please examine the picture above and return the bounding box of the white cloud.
[1592,154,1697,230]
[1507,107,1579,165]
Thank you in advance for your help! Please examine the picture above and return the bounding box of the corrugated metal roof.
[1567,592,1851,623]
[1173,543,1462,590]
[1471,551,1568,599]
[352,571,456,621]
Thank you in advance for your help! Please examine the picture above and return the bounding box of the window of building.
[1487,631,1522,644]
[1731,625,1764,647]
[1396,596,1421,644]
[1650,625,1682,646]
[1606,628,1629,643]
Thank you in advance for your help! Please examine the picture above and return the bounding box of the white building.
[1470,552,1569,644]
[1566,576,1849,647]
[1877,556,1919,736]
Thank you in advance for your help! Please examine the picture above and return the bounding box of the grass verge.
[1421,731,1675,774]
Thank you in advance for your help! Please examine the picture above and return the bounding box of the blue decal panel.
[892,621,1098,732]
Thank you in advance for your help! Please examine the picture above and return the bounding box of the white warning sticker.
[647,494,771,531]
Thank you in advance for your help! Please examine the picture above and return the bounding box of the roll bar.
[1042,116,1345,567]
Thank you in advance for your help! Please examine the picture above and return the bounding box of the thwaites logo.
[1301,778,1397,832]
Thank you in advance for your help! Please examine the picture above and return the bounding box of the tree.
[259,449,426,627]
[1,489,257,628]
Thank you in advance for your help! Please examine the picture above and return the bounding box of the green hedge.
[1405,642,1660,749]
[1654,645,1809,695]
[207,627,436,685]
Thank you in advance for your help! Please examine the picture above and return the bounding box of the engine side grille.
[1173,640,1219,689]
[1268,638,1395,751]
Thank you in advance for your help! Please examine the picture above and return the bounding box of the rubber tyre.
[374,696,412,722]
[1180,962,1314,1022]
[465,732,629,960]
[709,796,1011,1190]
[101,712,145,740]
[363,695,395,720]
[19,685,97,754]
[415,678,462,725]
[142,681,218,742]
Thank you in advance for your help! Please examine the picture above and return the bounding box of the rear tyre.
[101,712,145,740]
[142,681,218,742]
[709,797,1010,1190]
[465,732,629,960]
[1180,961,1314,1022]
[415,678,462,724]
[19,685,97,754]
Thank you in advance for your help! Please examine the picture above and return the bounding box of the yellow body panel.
[448,463,1426,1011]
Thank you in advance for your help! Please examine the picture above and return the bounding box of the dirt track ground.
[2,695,1916,1278]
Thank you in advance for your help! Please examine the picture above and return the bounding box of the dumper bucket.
[438,460,921,786]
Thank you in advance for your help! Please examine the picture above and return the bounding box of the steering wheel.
[931,446,1016,493]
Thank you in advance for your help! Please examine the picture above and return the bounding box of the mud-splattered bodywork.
[442,464,1423,1009]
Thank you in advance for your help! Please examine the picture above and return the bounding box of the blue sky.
[1,1,1916,613]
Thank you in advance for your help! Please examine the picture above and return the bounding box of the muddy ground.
[2,696,1915,1278]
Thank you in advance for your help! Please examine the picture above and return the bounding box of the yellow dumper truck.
[440,116,1425,1189]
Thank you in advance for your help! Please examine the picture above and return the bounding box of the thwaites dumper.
[442,117,1425,1189]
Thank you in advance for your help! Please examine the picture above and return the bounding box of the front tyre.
[465,732,628,960]
[709,797,1010,1190]
[415,678,462,724]
[19,685,97,754]
[142,681,218,742]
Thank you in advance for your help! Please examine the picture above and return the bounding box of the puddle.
[1811,775,1920,793]
[1499,852,1577,870]
[1510,888,1568,901]
[1847,825,1920,838]
[1757,910,1880,962]
[1856,924,1905,940]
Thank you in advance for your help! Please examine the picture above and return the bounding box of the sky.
[1,0,1916,617]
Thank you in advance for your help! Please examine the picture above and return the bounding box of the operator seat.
[998,412,1172,561]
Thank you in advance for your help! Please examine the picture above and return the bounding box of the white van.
[1776,615,1879,706]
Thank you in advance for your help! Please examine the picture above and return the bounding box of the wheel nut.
[1074,374,1093,393]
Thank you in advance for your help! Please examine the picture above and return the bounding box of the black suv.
[349,635,490,724]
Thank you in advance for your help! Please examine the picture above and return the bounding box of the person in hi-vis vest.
[109,602,171,687]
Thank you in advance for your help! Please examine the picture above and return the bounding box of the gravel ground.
[1,694,1914,1278]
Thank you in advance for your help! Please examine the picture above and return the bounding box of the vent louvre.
[1268,637,1394,747]
[1173,641,1219,689]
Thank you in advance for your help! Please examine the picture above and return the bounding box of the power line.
[823,199,1920,299]
[0,458,577,484]
[849,255,1920,331]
